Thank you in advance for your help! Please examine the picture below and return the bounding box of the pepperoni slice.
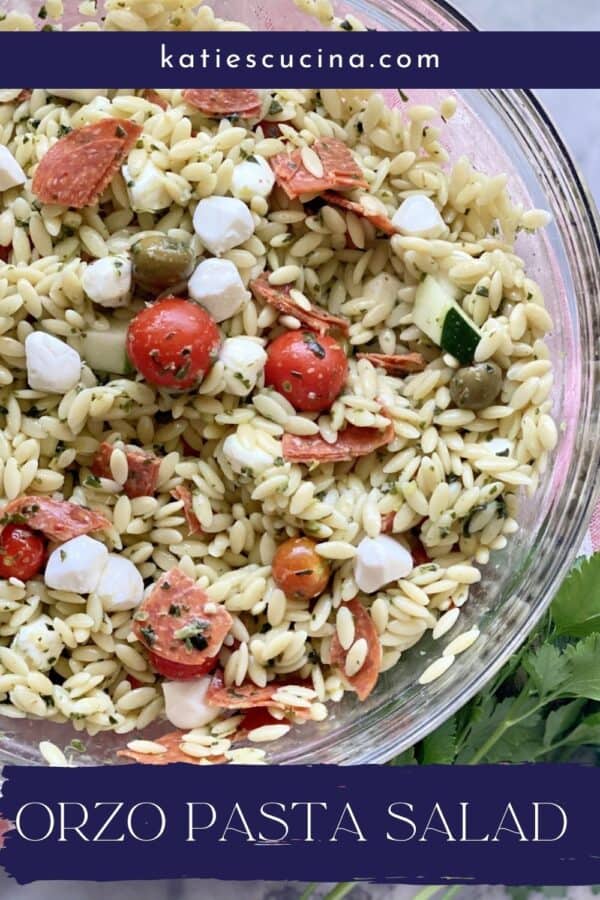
[147,650,217,680]
[206,669,311,717]
[91,442,160,499]
[271,138,368,199]
[170,485,202,535]
[322,191,397,235]
[32,117,142,208]
[250,272,349,337]
[0,496,109,542]
[330,598,381,701]
[356,352,427,375]
[282,423,395,464]
[133,568,232,668]
[183,89,261,118]
[143,89,168,110]
[117,731,226,766]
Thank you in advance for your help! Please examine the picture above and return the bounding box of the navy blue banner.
[0,31,598,87]
[0,764,599,885]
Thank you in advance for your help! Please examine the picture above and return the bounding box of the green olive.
[132,235,194,292]
[449,362,503,410]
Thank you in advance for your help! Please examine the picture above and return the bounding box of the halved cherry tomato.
[272,536,331,601]
[126,297,221,391]
[0,525,46,581]
[264,330,348,412]
[148,650,218,680]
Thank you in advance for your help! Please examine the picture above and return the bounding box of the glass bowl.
[1,0,600,766]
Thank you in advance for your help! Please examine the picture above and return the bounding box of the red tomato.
[148,650,218,680]
[239,707,283,733]
[127,297,221,390]
[272,536,331,601]
[264,331,348,412]
[0,525,46,581]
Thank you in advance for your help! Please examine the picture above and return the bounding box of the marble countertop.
[0,2,597,898]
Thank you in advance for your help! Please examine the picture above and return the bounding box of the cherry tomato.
[126,297,221,391]
[148,650,218,681]
[264,330,348,413]
[0,524,46,581]
[239,706,283,734]
[272,536,331,601]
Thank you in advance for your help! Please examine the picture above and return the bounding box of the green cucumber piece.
[413,275,481,364]
[82,323,132,376]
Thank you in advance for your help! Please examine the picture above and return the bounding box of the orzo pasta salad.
[0,78,556,766]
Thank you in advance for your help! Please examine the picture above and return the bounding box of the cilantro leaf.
[521,643,570,696]
[552,554,600,637]
[420,715,456,764]
[563,634,600,700]
[543,698,586,747]
[558,711,600,747]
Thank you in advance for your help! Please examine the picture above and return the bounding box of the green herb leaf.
[552,554,600,637]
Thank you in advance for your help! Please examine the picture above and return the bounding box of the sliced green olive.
[132,235,194,292]
[449,361,503,410]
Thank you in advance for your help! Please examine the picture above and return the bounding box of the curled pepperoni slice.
[322,191,397,235]
[143,89,168,110]
[91,442,160,499]
[271,138,367,199]
[32,117,142,208]
[117,731,226,766]
[356,352,427,375]
[282,423,394,464]
[206,669,311,717]
[183,89,261,118]
[133,568,232,668]
[170,485,202,535]
[0,496,109,542]
[250,272,349,337]
[147,650,217,680]
[330,598,382,701]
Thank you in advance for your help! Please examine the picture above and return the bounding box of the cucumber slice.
[413,275,481,364]
[82,323,133,376]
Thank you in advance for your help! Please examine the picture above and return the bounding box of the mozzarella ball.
[11,615,64,673]
[0,145,26,192]
[162,677,222,730]
[192,196,254,256]
[354,535,413,594]
[92,554,144,613]
[220,336,267,397]
[391,195,446,239]
[122,160,172,213]
[25,332,81,393]
[231,156,275,201]
[223,431,274,477]
[45,535,109,596]
[82,256,132,308]
[188,258,249,323]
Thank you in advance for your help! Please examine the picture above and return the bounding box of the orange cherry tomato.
[272,536,331,601]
